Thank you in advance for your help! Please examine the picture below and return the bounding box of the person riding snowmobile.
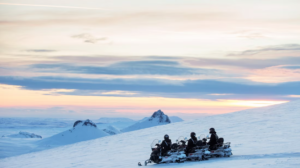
[208,128,218,150]
[161,134,172,156]
[185,132,197,156]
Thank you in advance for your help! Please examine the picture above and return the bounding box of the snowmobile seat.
[171,143,178,150]
[217,137,224,148]
[196,140,203,146]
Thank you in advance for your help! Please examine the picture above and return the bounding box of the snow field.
[0,100,300,167]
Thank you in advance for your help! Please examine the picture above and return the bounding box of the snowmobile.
[142,139,186,166]
[176,136,187,151]
[139,135,232,166]
[182,134,232,160]
[182,134,208,161]
[203,136,233,158]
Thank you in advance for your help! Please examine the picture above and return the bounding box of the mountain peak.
[149,109,171,123]
[151,109,163,117]
[121,109,171,132]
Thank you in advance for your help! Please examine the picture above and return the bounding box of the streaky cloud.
[25,49,56,52]
[227,44,300,56]
[185,57,300,69]
[0,76,300,97]
[71,33,108,44]
[31,60,218,76]
[281,65,300,70]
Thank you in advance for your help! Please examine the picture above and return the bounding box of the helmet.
[209,128,216,133]
[190,132,196,137]
[164,134,169,140]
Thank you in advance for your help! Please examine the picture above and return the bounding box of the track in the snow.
[231,152,300,160]
[143,152,300,167]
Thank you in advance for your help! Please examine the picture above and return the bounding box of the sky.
[0,0,300,120]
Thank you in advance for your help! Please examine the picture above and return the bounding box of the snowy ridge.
[102,125,121,135]
[96,117,135,123]
[121,109,171,132]
[169,116,184,122]
[1,100,300,167]
[3,131,42,139]
[136,117,149,123]
[36,119,108,147]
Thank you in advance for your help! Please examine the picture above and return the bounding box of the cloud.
[71,33,107,44]
[281,65,300,70]
[230,30,267,39]
[0,76,300,100]
[25,49,56,52]
[185,57,300,69]
[227,44,300,56]
[0,2,110,10]
[30,60,218,76]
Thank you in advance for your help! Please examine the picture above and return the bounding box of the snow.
[136,116,183,123]
[37,119,108,147]
[1,100,300,167]
[121,109,171,132]
[169,116,184,122]
[137,117,150,123]
[95,117,137,130]
[96,117,136,123]
[102,125,121,135]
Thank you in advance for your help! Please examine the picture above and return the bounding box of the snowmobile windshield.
[199,134,206,140]
[177,136,185,145]
[151,139,161,149]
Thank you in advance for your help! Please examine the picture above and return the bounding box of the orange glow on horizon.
[0,84,289,116]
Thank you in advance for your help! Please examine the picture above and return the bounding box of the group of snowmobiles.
[138,128,232,166]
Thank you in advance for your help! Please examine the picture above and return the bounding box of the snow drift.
[121,109,171,132]
[1,100,300,168]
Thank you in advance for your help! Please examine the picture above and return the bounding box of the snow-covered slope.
[169,116,184,122]
[121,109,171,132]
[37,119,108,147]
[136,117,149,123]
[3,131,42,139]
[95,117,136,130]
[102,125,121,135]
[1,100,300,168]
[96,117,135,123]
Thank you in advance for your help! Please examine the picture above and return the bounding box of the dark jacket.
[161,139,172,155]
[186,136,197,152]
[208,132,218,149]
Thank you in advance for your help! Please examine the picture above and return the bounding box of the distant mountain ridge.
[96,117,136,124]
[3,131,42,139]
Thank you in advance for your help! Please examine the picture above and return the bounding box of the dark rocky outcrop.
[73,119,97,128]
[83,119,97,128]
[73,120,83,127]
